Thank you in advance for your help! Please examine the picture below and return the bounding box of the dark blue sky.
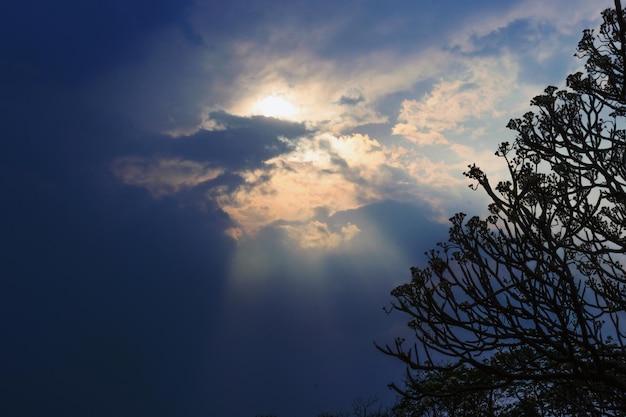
[0,1,607,416]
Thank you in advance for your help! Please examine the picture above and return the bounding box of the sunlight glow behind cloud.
[253,95,297,119]
[222,43,447,133]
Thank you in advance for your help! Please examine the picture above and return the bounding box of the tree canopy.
[378,1,626,415]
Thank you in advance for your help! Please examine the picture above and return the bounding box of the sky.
[0,1,610,416]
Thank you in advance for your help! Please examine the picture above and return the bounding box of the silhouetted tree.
[390,365,500,417]
[378,1,626,416]
[390,347,614,417]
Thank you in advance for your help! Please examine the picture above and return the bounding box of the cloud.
[392,56,524,146]
[110,109,504,247]
[213,132,406,237]
[447,0,605,54]
[82,0,603,143]
[104,0,606,252]
[107,42,548,247]
[219,38,449,135]
[211,125,500,243]
[200,117,227,132]
[336,88,365,106]
[279,221,361,249]
[111,157,222,198]
[123,112,308,172]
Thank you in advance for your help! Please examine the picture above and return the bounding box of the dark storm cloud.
[106,113,312,213]
[2,186,231,417]
[0,65,234,415]
[177,111,310,169]
[1,0,196,84]
[109,111,311,198]
[1,148,233,417]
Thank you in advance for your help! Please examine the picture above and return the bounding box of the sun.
[254,95,296,119]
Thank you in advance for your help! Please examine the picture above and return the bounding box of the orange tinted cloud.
[392,57,521,146]
[111,157,223,198]
[279,221,361,249]
[214,133,386,237]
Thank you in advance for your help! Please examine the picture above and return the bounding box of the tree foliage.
[390,348,618,417]
[378,1,626,415]
[317,395,392,417]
